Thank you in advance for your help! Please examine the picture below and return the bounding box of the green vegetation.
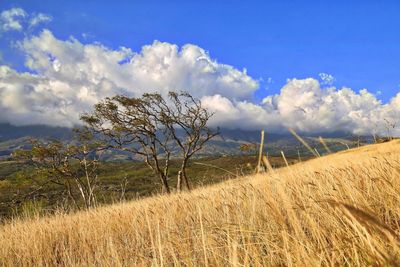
[0,154,301,220]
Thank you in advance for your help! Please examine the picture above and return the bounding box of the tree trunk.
[183,168,191,190]
[75,180,89,209]
[64,179,79,208]
[180,158,191,191]
[176,170,183,192]
[160,172,171,194]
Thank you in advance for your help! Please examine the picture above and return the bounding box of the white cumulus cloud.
[0,7,27,31]
[29,13,52,28]
[261,78,399,135]
[0,7,52,32]
[318,72,334,86]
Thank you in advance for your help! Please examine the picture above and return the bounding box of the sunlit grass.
[1,140,400,266]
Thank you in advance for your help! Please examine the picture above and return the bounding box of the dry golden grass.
[1,140,400,266]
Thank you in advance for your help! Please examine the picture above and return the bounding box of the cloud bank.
[0,29,258,126]
[0,21,399,135]
[203,79,400,135]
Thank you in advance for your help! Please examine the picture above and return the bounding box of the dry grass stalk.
[193,162,237,177]
[314,147,321,157]
[289,128,319,157]
[297,150,302,162]
[280,151,290,167]
[319,136,332,154]
[340,141,350,150]
[257,129,265,173]
[262,155,275,174]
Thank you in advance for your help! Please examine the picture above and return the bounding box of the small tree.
[239,143,258,154]
[383,118,397,140]
[13,134,101,209]
[80,91,218,193]
[80,95,174,193]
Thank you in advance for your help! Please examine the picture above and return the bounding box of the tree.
[13,133,101,209]
[383,118,397,141]
[80,91,218,193]
[158,92,219,191]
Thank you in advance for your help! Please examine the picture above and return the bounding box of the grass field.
[1,140,400,266]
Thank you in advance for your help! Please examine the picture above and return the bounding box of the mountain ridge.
[0,123,364,159]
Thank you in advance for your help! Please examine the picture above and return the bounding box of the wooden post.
[257,129,265,173]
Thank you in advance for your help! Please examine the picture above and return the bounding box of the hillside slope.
[1,140,400,266]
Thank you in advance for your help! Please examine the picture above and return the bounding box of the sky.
[0,1,399,135]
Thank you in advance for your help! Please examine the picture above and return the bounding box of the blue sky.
[0,1,399,134]
[1,0,400,102]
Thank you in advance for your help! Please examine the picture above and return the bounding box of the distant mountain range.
[0,123,73,141]
[0,123,369,160]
